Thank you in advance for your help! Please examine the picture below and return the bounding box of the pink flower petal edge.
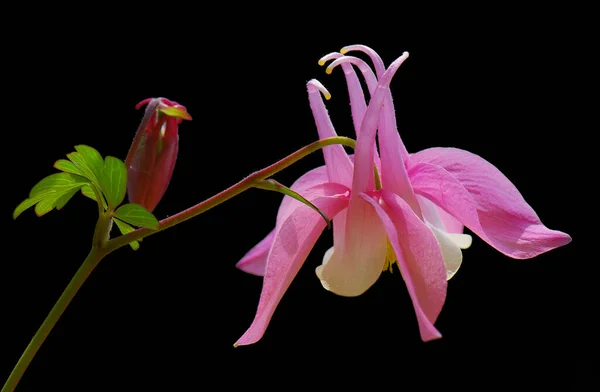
[361,190,446,341]
[409,148,571,258]
[235,165,328,275]
[235,182,351,346]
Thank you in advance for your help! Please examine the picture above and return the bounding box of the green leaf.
[81,184,96,200]
[55,187,81,210]
[34,195,60,216]
[67,152,101,186]
[18,173,88,218]
[74,145,104,182]
[253,179,332,228]
[33,184,86,216]
[14,146,107,219]
[99,156,127,209]
[81,184,108,210]
[54,159,84,176]
[113,218,140,250]
[114,203,159,230]
[30,173,88,199]
[13,195,45,219]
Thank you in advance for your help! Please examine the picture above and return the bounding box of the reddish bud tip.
[135,98,154,110]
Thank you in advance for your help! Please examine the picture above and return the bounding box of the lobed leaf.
[114,203,159,230]
[113,218,140,250]
[99,156,127,209]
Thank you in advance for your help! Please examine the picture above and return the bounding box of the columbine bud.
[125,97,192,212]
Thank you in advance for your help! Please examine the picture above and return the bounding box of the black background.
[1,5,592,391]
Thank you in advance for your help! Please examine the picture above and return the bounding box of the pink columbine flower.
[125,97,192,212]
[235,46,571,345]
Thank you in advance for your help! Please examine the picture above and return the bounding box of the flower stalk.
[103,136,356,254]
[2,135,355,392]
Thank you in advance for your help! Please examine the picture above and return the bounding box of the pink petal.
[361,190,447,341]
[319,53,367,137]
[417,194,464,234]
[437,203,465,234]
[352,52,410,194]
[342,44,387,80]
[376,79,420,215]
[235,229,275,276]
[235,182,351,346]
[276,165,329,225]
[307,80,353,186]
[339,49,419,215]
[314,54,413,297]
[327,55,379,96]
[236,165,328,276]
[342,44,410,158]
[408,150,571,258]
[323,55,380,184]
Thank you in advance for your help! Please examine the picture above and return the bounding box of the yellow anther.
[340,47,349,55]
[383,238,397,273]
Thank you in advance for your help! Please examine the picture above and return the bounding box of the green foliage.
[99,157,127,209]
[113,204,159,230]
[53,159,84,176]
[14,173,89,218]
[113,218,141,250]
[81,184,108,210]
[14,145,132,219]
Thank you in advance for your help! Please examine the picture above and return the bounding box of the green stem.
[3,136,358,390]
[3,212,113,392]
[104,136,356,253]
[1,247,106,392]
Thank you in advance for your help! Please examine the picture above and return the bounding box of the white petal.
[322,246,335,266]
[428,224,463,280]
[316,247,335,291]
[316,201,387,297]
[446,233,472,249]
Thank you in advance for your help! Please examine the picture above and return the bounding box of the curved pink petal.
[376,75,421,215]
[340,47,419,214]
[277,165,329,225]
[235,182,351,346]
[235,155,374,277]
[408,151,571,258]
[342,44,410,159]
[235,229,276,276]
[315,54,412,297]
[417,194,464,234]
[235,165,328,276]
[307,80,353,186]
[324,55,380,185]
[327,55,378,96]
[319,53,367,137]
[316,53,413,297]
[361,190,447,342]
[352,52,409,194]
[437,203,465,234]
